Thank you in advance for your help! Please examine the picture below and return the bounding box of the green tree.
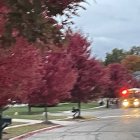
[127,46,140,55]
[104,48,126,65]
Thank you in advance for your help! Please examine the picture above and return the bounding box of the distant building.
[133,71,140,81]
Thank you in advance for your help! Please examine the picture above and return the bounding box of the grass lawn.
[3,102,98,120]
[3,123,54,140]
[1,102,98,140]
[50,102,98,112]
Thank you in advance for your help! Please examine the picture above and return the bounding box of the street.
[24,108,140,140]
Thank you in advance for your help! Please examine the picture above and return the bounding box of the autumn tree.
[0,0,86,107]
[0,0,85,48]
[71,58,110,117]
[66,32,110,117]
[121,55,140,72]
[0,1,88,133]
[0,37,44,107]
[105,63,137,98]
[26,52,77,121]
[0,0,85,111]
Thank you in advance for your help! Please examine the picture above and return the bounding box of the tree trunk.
[106,99,110,108]
[78,101,81,117]
[44,105,53,124]
[28,105,31,114]
[44,105,48,123]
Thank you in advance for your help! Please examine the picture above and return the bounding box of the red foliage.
[0,1,9,36]
[71,58,110,102]
[66,32,110,102]
[0,0,84,47]
[105,63,137,98]
[27,52,77,105]
[0,1,86,107]
[0,37,44,107]
[1,0,83,15]
[67,32,91,62]
[41,0,84,16]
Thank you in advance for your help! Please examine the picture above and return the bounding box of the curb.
[10,124,62,140]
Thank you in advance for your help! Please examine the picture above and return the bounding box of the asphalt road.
[25,108,140,140]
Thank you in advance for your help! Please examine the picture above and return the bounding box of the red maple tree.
[26,52,77,121]
[105,63,137,98]
[0,37,44,107]
[28,52,77,104]
[0,0,85,107]
[66,32,110,116]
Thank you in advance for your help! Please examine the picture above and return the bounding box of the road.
[24,108,140,140]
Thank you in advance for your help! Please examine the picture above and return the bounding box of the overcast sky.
[71,0,140,59]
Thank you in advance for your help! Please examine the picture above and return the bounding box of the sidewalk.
[8,118,77,128]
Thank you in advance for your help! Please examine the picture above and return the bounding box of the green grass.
[50,102,98,113]
[3,102,98,120]
[3,123,53,140]
[3,106,68,120]
[10,122,27,126]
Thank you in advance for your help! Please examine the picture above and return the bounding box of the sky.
[71,0,140,59]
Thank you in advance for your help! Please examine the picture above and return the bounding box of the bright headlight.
[133,101,140,106]
[122,101,129,107]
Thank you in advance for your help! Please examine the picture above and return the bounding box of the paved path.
[22,108,140,140]
[12,119,43,123]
